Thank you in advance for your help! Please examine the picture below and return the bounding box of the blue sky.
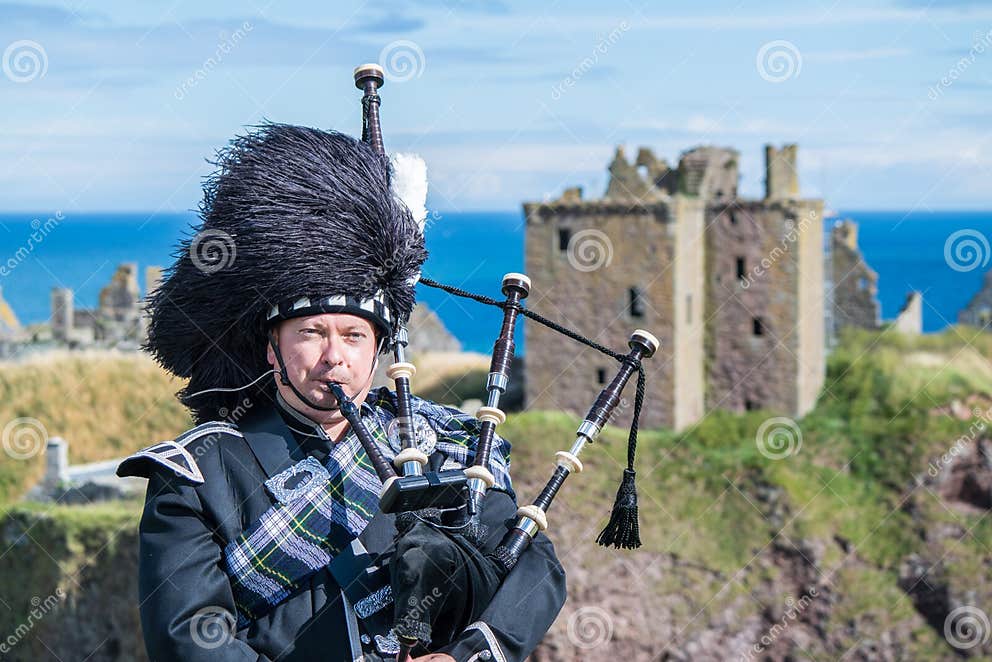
[0,0,990,213]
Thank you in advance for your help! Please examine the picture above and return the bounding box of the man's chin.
[308,392,340,409]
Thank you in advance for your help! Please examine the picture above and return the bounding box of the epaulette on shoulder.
[116,421,244,484]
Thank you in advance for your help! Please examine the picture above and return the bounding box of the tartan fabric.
[223,387,513,627]
[369,386,514,495]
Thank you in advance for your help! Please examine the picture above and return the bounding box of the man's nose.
[321,335,346,366]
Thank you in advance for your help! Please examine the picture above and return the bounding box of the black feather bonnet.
[144,123,428,422]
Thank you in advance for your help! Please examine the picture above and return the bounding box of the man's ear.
[266,325,279,366]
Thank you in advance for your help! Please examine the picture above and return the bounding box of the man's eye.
[300,328,322,336]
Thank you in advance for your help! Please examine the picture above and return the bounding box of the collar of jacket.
[274,389,379,439]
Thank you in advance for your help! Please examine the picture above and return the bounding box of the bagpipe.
[334,64,659,661]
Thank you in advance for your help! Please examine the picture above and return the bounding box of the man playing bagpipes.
[117,64,568,659]
[120,63,654,662]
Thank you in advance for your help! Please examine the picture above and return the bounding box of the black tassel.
[596,468,641,549]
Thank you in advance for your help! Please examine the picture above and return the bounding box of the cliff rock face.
[529,440,991,661]
[530,519,943,662]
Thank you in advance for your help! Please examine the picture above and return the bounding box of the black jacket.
[119,393,566,661]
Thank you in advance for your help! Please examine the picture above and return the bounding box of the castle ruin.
[51,263,162,347]
[523,144,825,430]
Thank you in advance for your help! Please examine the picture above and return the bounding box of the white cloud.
[425,7,992,36]
[805,48,912,63]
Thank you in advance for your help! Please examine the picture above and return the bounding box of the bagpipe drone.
[341,63,658,662]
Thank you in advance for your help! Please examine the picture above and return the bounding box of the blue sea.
[1,210,990,353]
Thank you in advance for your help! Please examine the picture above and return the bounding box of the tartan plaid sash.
[223,388,513,628]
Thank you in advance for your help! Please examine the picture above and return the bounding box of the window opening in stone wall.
[629,287,645,318]
[597,368,607,385]
[736,257,746,280]
[753,317,765,336]
[858,277,868,291]
[558,227,572,252]
[745,399,760,411]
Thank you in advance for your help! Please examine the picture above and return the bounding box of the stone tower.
[98,263,141,342]
[523,183,705,431]
[523,143,825,429]
[51,287,74,342]
[765,144,799,200]
[704,158,824,416]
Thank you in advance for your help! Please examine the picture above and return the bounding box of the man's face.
[266,312,380,423]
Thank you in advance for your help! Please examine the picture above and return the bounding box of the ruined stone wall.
[830,221,880,334]
[893,292,923,335]
[98,263,140,323]
[704,202,801,414]
[523,200,676,429]
[605,147,658,201]
[959,270,992,328]
[677,147,739,204]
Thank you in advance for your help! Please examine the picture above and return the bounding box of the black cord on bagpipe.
[419,276,644,549]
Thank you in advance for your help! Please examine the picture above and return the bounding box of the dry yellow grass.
[401,351,490,405]
[0,350,192,502]
[0,349,493,503]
